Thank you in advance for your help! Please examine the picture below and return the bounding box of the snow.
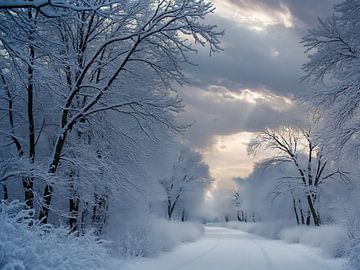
[279,225,346,257]
[109,226,345,270]
[222,221,346,258]
[0,201,110,270]
[106,215,205,258]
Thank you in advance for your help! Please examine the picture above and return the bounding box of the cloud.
[185,14,308,97]
[180,85,305,148]
[179,0,342,184]
[205,86,293,110]
[212,0,294,31]
[212,0,341,30]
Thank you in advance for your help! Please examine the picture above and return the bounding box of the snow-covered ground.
[110,226,345,270]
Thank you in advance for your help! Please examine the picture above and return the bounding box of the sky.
[179,0,341,188]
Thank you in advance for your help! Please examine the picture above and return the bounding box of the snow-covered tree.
[235,164,298,223]
[159,145,212,220]
[302,1,360,264]
[0,0,223,227]
[249,125,348,226]
[302,0,360,156]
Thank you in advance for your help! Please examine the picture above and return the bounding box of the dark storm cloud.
[185,0,342,96]
[185,15,308,96]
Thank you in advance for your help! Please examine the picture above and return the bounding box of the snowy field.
[109,226,345,270]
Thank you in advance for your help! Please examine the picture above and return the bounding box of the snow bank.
[221,221,346,258]
[107,215,204,258]
[0,201,110,270]
[279,225,346,257]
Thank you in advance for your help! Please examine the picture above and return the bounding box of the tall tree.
[0,0,223,225]
[249,126,348,226]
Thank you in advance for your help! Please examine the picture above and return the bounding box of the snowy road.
[119,226,344,270]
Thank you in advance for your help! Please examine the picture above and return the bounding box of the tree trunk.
[306,193,320,226]
[22,178,34,208]
[237,210,241,222]
[23,9,36,209]
[181,209,186,222]
[299,200,305,225]
[2,73,24,204]
[38,184,53,223]
[38,130,68,223]
[69,192,79,232]
[306,210,311,226]
[293,198,300,225]
[2,184,8,201]
[167,200,173,220]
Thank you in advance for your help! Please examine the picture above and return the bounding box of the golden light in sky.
[191,86,294,188]
[205,85,293,111]
[201,131,256,188]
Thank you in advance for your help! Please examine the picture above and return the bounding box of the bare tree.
[249,125,349,226]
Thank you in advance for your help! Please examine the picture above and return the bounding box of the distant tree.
[233,190,249,222]
[160,146,212,220]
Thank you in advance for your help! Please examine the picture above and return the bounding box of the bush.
[279,225,346,257]
[0,201,110,270]
[106,213,204,258]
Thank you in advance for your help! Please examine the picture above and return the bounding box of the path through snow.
[112,226,344,270]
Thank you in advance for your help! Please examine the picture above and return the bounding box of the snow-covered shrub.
[106,212,204,258]
[0,201,110,270]
[279,225,346,257]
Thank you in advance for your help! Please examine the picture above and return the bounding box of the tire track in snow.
[247,237,275,270]
[169,235,221,270]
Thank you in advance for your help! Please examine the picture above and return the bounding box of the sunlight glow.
[201,132,256,189]
[206,85,293,111]
[200,130,284,190]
